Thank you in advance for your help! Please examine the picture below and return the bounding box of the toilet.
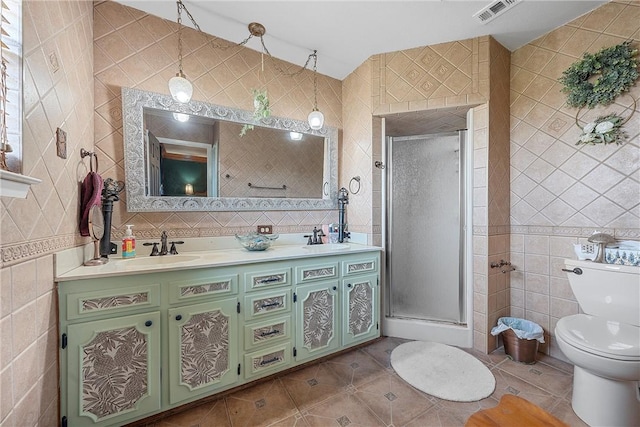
[555,259,640,427]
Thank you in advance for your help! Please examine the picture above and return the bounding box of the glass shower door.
[387,131,465,324]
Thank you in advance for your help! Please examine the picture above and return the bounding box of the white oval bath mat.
[390,341,495,402]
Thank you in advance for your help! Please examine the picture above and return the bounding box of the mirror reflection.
[123,87,338,212]
[144,108,326,199]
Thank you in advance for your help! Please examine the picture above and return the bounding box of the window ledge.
[0,169,41,198]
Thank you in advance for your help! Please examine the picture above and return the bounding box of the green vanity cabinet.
[294,280,341,362]
[58,249,380,426]
[59,280,163,427]
[167,297,239,404]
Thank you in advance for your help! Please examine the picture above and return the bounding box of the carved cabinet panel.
[294,281,340,361]
[167,297,239,405]
[342,274,378,346]
[66,312,161,427]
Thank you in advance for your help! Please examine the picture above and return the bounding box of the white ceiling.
[117,0,606,80]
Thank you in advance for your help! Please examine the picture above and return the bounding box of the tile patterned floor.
[145,337,588,427]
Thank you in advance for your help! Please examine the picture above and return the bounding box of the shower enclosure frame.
[381,112,474,348]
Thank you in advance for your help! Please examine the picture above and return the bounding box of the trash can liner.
[490,317,545,343]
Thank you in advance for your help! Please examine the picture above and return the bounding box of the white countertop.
[55,234,381,281]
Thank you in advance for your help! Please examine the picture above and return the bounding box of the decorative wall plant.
[559,41,638,108]
[559,41,639,146]
[240,89,271,137]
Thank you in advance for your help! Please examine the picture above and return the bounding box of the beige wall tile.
[0,366,13,422]
[11,303,37,357]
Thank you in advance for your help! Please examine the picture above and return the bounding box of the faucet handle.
[169,241,184,255]
[143,242,159,256]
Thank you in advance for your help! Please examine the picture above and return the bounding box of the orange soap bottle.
[122,224,136,258]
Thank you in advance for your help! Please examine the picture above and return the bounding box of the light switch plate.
[257,225,273,234]
[56,128,67,159]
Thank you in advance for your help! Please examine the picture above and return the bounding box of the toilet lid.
[556,314,640,361]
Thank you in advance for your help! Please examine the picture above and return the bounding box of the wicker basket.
[502,328,539,364]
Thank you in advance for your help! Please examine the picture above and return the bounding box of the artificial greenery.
[576,113,627,146]
[559,41,639,108]
[240,89,271,137]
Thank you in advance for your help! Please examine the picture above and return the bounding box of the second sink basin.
[121,255,200,267]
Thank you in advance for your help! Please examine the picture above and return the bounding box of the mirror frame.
[122,87,338,211]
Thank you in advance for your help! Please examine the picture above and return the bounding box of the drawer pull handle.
[259,329,280,337]
[260,356,281,366]
[175,315,182,321]
[260,301,281,309]
[257,276,282,284]
[562,267,583,275]
[144,320,153,327]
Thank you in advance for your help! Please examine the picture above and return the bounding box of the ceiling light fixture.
[307,50,324,130]
[170,1,325,128]
[168,0,193,103]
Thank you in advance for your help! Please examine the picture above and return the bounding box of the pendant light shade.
[307,50,324,130]
[308,109,324,130]
[169,72,193,103]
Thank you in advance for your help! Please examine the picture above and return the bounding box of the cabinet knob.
[332,286,337,291]
[175,315,182,321]
[347,283,352,288]
[144,320,153,327]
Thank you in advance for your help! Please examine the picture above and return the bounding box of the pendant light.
[307,50,324,130]
[168,0,193,103]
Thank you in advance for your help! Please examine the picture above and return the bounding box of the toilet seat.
[555,314,640,361]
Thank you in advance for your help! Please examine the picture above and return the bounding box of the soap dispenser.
[122,224,136,258]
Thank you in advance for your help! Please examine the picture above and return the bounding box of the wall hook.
[374,161,385,169]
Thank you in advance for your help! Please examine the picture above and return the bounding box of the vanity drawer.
[244,315,291,351]
[295,261,339,284]
[244,343,291,380]
[243,266,291,292]
[243,289,290,321]
[342,256,378,277]
[168,273,238,304]
[66,284,161,321]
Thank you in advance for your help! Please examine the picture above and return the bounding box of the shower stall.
[383,129,473,347]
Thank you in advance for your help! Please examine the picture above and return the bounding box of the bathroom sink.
[121,255,200,266]
[302,244,351,251]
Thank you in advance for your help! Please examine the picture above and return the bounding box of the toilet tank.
[564,259,640,326]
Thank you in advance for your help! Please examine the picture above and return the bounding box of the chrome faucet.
[143,230,183,256]
[305,226,324,245]
[159,231,169,255]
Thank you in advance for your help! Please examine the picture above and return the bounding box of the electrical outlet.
[257,225,273,234]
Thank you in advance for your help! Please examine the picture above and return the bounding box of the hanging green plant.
[559,41,639,108]
[240,89,271,137]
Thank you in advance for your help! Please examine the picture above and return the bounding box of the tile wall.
[92,1,344,240]
[1,2,94,426]
[368,36,512,353]
[509,0,640,359]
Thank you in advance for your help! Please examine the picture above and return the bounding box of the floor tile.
[490,369,558,411]
[280,363,348,410]
[226,379,298,427]
[495,357,573,398]
[360,336,409,368]
[548,397,589,427]
[323,348,387,387]
[355,372,436,426]
[140,337,580,427]
[302,392,385,427]
[155,399,229,427]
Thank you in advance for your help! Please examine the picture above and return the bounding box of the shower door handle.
[562,267,582,275]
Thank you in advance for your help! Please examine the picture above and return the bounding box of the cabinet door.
[342,274,379,346]
[65,312,161,427]
[167,298,238,404]
[294,281,339,362]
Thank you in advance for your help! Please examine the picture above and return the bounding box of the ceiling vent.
[473,0,521,24]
